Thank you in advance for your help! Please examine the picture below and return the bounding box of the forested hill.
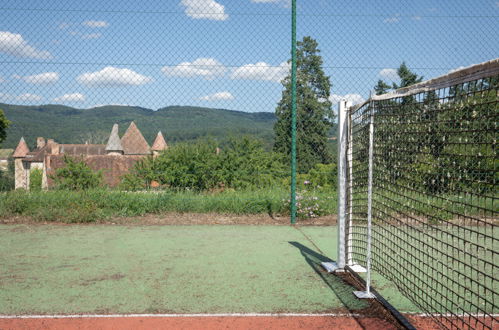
[0,104,279,149]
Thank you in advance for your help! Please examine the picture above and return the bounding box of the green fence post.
[290,0,297,224]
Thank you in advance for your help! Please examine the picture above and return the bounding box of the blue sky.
[0,0,498,112]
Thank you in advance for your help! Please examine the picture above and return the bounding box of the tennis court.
[0,223,421,328]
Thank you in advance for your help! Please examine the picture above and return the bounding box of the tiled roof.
[12,137,30,158]
[60,144,106,155]
[120,122,150,155]
[151,131,168,151]
[105,124,123,152]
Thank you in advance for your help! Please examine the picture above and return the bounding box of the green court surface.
[0,224,416,315]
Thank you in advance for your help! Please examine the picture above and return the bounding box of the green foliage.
[373,68,497,198]
[153,139,221,191]
[374,80,391,95]
[0,109,10,145]
[51,155,103,190]
[122,136,287,191]
[0,157,14,192]
[307,163,337,189]
[218,137,287,189]
[374,62,424,95]
[0,188,295,222]
[274,36,335,173]
[29,168,43,192]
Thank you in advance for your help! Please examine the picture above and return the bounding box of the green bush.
[0,157,15,192]
[121,137,288,191]
[51,155,103,190]
[29,168,43,191]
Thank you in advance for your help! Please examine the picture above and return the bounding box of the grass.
[0,188,337,223]
[0,224,368,314]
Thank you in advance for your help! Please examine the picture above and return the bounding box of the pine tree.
[374,80,391,95]
[274,36,334,173]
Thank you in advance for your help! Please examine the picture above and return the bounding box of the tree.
[0,109,10,146]
[274,36,334,173]
[375,62,424,95]
[51,155,103,190]
[372,63,426,187]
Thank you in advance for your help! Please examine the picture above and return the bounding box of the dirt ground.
[0,213,337,226]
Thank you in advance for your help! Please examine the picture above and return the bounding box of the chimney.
[37,137,46,149]
[51,144,59,155]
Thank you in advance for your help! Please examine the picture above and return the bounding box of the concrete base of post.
[321,262,341,273]
[354,290,376,299]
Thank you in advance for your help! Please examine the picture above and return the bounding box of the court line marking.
[0,313,362,319]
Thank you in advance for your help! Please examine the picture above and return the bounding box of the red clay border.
[0,315,404,330]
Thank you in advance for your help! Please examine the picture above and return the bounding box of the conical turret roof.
[151,131,168,151]
[120,122,150,155]
[105,124,123,152]
[12,137,30,158]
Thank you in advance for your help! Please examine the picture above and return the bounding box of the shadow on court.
[288,241,401,329]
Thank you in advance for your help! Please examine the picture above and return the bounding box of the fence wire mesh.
[0,1,497,327]
[348,61,498,329]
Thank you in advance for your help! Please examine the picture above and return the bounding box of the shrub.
[121,137,288,191]
[51,155,103,190]
[29,168,43,191]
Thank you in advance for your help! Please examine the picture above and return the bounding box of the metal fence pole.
[289,0,298,224]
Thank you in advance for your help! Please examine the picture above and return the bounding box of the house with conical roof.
[13,122,167,190]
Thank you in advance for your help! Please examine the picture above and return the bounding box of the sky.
[0,0,498,112]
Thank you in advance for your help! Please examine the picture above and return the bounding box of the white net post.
[321,99,350,273]
[354,97,376,299]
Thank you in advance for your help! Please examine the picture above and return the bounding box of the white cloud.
[379,68,399,81]
[161,58,226,80]
[231,61,289,82]
[181,0,228,21]
[58,23,70,29]
[81,33,102,40]
[199,91,234,101]
[412,16,422,21]
[0,92,12,100]
[53,93,85,102]
[17,93,43,102]
[77,67,152,87]
[447,66,466,74]
[383,14,401,23]
[14,72,59,84]
[329,94,365,106]
[83,20,109,28]
[0,76,4,83]
[0,31,52,59]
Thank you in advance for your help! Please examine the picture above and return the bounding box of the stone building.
[12,122,168,190]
